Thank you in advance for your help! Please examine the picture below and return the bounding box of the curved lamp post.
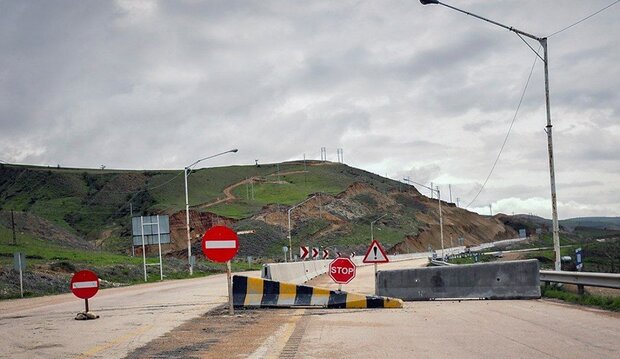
[420,0,561,270]
[371,213,388,242]
[404,178,445,258]
[185,148,238,275]
[287,195,317,262]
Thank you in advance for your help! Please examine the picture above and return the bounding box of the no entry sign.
[202,225,239,263]
[70,270,99,299]
[329,257,356,284]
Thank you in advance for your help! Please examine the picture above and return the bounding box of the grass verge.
[541,285,620,312]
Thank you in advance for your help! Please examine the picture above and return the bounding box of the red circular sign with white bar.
[202,225,239,263]
[70,270,99,299]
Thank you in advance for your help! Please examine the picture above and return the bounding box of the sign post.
[300,246,309,260]
[329,257,356,291]
[13,252,26,298]
[575,247,584,294]
[70,270,99,317]
[202,225,239,315]
[362,240,390,287]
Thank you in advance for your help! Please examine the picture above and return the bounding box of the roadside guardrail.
[540,270,620,290]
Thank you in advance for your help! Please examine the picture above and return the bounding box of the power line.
[465,47,540,209]
[548,0,620,38]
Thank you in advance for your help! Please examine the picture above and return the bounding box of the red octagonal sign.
[329,257,356,284]
[70,270,99,299]
[202,225,239,263]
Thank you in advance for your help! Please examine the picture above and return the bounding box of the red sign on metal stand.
[71,270,99,299]
[202,225,239,315]
[329,257,356,284]
[202,225,239,263]
[71,270,99,315]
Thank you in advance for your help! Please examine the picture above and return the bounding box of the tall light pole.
[403,178,445,257]
[287,195,317,261]
[420,0,561,271]
[184,148,238,275]
[371,213,388,242]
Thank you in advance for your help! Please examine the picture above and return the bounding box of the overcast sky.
[1,0,619,219]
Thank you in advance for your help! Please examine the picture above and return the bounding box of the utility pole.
[11,210,17,245]
[303,153,307,184]
[449,184,452,203]
[489,204,493,216]
[130,203,134,256]
[456,198,460,207]
[430,182,434,199]
[419,0,561,271]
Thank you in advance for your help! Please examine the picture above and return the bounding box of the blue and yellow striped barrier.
[233,275,403,309]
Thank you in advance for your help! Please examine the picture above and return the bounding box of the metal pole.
[130,203,134,257]
[421,0,561,270]
[11,210,17,245]
[438,187,444,258]
[226,260,234,315]
[157,215,163,281]
[287,208,292,262]
[141,216,147,282]
[18,254,23,298]
[371,222,374,241]
[182,148,238,276]
[184,168,193,276]
[543,39,561,271]
[85,298,89,313]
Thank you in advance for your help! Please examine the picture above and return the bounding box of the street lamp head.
[420,0,439,4]
[231,149,239,153]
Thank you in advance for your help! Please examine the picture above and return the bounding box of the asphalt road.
[3,259,619,359]
[251,260,620,358]
[0,270,258,358]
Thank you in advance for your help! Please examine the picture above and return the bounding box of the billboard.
[132,215,171,246]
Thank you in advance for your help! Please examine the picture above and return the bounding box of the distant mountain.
[0,161,518,258]
[560,217,620,231]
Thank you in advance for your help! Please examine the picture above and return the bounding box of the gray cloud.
[1,0,619,218]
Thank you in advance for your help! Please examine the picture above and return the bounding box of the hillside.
[1,161,518,260]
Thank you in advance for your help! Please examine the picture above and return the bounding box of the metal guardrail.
[540,270,620,290]
[429,259,452,266]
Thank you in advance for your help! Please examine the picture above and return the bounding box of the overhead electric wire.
[548,0,620,38]
[465,47,540,209]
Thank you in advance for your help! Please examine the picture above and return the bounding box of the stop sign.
[329,257,356,284]
[70,270,99,299]
[202,225,239,263]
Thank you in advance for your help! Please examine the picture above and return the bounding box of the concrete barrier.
[262,260,331,284]
[376,259,541,300]
[233,275,403,309]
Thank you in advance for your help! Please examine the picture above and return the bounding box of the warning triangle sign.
[362,240,389,264]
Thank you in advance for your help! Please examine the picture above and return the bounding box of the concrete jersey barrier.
[262,260,331,284]
[376,259,541,300]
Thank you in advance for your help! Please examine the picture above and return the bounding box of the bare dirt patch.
[125,305,296,358]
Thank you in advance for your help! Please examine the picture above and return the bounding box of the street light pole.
[287,195,317,262]
[371,213,388,242]
[184,149,238,275]
[420,0,561,271]
[403,178,445,257]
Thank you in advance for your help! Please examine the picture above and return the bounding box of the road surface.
[0,271,257,358]
[3,259,619,358]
